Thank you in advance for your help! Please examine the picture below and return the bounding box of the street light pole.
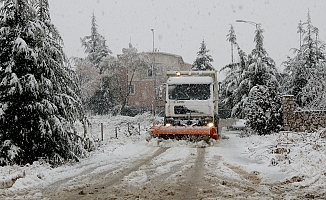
[151,29,156,126]
[151,29,154,52]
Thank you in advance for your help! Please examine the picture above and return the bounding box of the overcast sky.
[49,0,326,76]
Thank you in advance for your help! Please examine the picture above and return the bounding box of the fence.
[86,122,143,141]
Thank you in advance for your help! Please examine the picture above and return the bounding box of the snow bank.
[246,131,326,187]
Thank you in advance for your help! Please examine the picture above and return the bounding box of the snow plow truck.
[149,70,219,141]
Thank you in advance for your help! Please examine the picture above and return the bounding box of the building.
[125,52,192,113]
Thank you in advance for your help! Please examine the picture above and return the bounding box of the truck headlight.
[166,123,172,127]
[207,122,214,127]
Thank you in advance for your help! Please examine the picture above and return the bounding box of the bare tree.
[75,59,101,101]
[100,44,150,114]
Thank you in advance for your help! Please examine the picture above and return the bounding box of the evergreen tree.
[87,89,115,115]
[81,13,111,74]
[221,48,251,118]
[226,24,237,64]
[79,13,113,114]
[192,40,214,71]
[283,11,326,108]
[245,25,281,133]
[297,20,305,48]
[248,25,278,87]
[245,83,282,135]
[220,24,281,128]
[0,0,87,166]
[220,25,242,114]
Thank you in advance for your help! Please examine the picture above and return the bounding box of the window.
[129,84,135,95]
[146,63,163,77]
[155,63,163,75]
[168,84,210,100]
[147,68,153,77]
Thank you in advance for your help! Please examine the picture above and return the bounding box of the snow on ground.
[0,113,325,199]
[246,130,326,187]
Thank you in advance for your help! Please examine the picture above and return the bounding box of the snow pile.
[0,161,52,191]
[147,137,218,148]
[246,130,326,186]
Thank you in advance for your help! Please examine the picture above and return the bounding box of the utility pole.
[151,29,156,126]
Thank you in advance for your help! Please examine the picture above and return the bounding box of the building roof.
[146,51,185,63]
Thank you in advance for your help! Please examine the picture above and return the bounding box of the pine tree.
[248,25,278,87]
[79,13,113,114]
[220,24,281,128]
[283,11,326,108]
[0,0,87,166]
[86,56,118,115]
[220,25,242,115]
[244,25,281,133]
[226,24,237,64]
[192,40,214,71]
[81,13,111,74]
[227,47,254,118]
[219,46,249,117]
[245,83,282,135]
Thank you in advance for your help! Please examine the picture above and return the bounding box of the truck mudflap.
[149,125,218,140]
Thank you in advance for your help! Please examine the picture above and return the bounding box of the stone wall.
[282,95,326,132]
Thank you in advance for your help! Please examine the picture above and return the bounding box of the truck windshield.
[168,84,210,100]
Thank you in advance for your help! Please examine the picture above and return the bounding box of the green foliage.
[81,13,111,73]
[0,0,87,166]
[221,25,278,119]
[220,23,281,135]
[245,84,283,135]
[282,11,326,109]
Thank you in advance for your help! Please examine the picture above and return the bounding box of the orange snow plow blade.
[150,126,218,140]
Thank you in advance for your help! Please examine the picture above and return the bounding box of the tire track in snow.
[42,164,119,194]
[183,147,206,199]
[171,147,206,200]
[44,147,169,199]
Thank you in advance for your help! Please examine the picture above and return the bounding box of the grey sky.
[49,0,326,77]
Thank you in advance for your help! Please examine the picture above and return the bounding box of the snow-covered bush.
[245,84,283,135]
[0,140,22,166]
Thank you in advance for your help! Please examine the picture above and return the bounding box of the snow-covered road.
[1,114,325,199]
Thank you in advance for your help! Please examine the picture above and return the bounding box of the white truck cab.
[164,71,218,127]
